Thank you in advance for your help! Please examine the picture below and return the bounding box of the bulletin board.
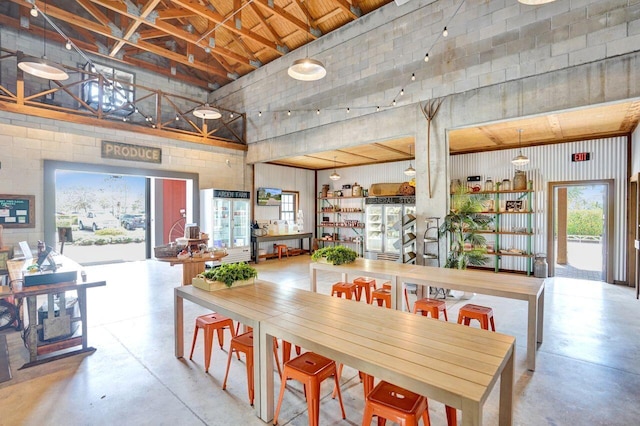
[0,195,35,228]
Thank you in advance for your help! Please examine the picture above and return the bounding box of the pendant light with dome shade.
[404,144,416,177]
[329,156,341,181]
[511,129,530,167]
[193,104,221,119]
[18,0,69,81]
[288,2,326,81]
[193,47,221,120]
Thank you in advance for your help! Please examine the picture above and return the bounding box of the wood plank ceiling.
[0,0,392,90]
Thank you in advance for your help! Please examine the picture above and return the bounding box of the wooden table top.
[176,280,320,322]
[7,256,106,297]
[156,251,227,265]
[311,258,544,299]
[260,288,515,409]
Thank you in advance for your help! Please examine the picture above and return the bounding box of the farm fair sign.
[102,141,161,164]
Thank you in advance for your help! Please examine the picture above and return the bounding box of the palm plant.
[440,189,493,269]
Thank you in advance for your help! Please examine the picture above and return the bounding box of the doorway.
[43,160,200,266]
[547,180,614,283]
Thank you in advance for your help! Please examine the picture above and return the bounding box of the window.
[82,63,135,115]
[280,192,297,223]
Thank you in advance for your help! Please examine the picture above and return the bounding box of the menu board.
[0,195,35,228]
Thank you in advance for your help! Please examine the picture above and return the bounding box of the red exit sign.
[571,152,591,162]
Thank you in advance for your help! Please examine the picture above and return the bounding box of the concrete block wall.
[213,0,640,149]
[0,110,246,247]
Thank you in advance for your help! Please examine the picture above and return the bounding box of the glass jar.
[502,179,511,191]
[484,177,493,192]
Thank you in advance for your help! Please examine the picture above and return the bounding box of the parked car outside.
[78,211,120,232]
[120,214,146,230]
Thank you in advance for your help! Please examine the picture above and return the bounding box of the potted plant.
[311,245,357,265]
[193,262,258,290]
[440,188,493,270]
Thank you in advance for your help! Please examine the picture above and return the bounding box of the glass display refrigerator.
[200,189,251,264]
[364,197,416,262]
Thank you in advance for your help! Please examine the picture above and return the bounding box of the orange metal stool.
[371,288,391,308]
[413,298,449,321]
[274,244,289,260]
[189,313,235,372]
[457,303,496,331]
[353,276,377,303]
[222,331,283,406]
[331,282,356,300]
[362,381,430,426]
[274,352,346,426]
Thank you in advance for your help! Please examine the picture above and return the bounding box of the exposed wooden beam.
[248,2,282,45]
[86,0,255,67]
[109,0,163,57]
[170,0,283,57]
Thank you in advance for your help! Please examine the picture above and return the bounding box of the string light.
[258,111,262,117]
[175,114,180,121]
[230,113,234,118]
[30,6,38,17]
[65,40,72,50]
[241,1,468,121]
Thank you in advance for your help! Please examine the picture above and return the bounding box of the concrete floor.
[1,256,639,425]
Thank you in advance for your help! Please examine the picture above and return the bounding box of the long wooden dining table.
[175,281,515,425]
[309,258,545,371]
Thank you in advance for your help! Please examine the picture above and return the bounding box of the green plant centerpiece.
[311,245,357,265]
[440,188,493,269]
[201,262,258,287]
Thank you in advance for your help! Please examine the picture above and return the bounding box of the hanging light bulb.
[411,73,415,81]
[65,40,72,50]
[404,144,416,177]
[443,27,448,37]
[19,0,69,81]
[258,111,262,117]
[287,110,291,116]
[316,109,320,115]
[400,88,404,96]
[511,129,530,166]
[424,53,430,62]
[329,156,341,181]
[392,100,397,106]
[346,107,350,114]
[288,13,326,81]
[376,106,380,112]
